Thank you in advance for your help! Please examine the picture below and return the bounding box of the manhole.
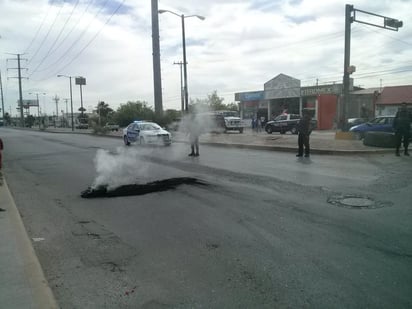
[327,194,392,209]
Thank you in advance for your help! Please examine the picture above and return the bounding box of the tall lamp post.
[173,61,184,113]
[57,75,74,131]
[158,9,205,112]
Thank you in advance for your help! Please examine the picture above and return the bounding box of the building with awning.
[236,73,345,130]
[375,85,412,116]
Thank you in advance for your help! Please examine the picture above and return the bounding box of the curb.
[0,175,58,309]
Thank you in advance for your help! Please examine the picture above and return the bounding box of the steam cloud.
[91,106,227,189]
[92,147,150,190]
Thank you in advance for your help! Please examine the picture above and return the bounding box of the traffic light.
[385,18,403,29]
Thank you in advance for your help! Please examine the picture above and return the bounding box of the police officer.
[0,137,3,169]
[393,102,411,156]
[296,109,312,157]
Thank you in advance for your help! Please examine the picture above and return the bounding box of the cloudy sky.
[0,0,411,116]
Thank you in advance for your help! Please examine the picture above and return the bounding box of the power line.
[28,3,65,65]
[29,0,81,75]
[47,0,95,58]
[29,0,110,78]
[358,22,412,47]
[34,0,125,80]
[23,1,54,54]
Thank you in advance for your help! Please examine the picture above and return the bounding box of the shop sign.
[236,91,264,101]
[301,84,342,96]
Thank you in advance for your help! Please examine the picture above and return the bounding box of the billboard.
[17,99,39,108]
[75,77,86,85]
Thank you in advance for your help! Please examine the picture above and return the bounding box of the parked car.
[265,114,301,134]
[349,116,395,139]
[343,118,367,131]
[123,121,171,146]
[104,122,120,131]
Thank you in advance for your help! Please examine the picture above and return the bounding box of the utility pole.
[0,70,4,123]
[63,98,69,127]
[173,61,185,113]
[151,0,163,116]
[7,53,28,127]
[53,95,59,127]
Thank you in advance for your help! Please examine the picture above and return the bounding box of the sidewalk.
[0,172,58,309]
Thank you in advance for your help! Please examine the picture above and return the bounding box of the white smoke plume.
[92,147,150,190]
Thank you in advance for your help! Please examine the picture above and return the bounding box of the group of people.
[251,116,266,132]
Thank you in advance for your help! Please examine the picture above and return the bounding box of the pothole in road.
[327,194,392,209]
[81,177,208,198]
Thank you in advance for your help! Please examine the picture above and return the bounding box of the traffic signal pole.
[341,4,403,129]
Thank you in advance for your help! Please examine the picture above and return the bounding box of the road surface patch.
[81,177,207,198]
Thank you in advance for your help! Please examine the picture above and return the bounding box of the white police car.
[123,121,172,146]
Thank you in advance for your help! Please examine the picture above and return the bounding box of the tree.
[225,102,239,111]
[93,101,114,126]
[114,101,154,127]
[189,90,239,112]
[95,101,113,119]
[207,90,226,111]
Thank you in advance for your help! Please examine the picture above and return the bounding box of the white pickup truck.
[104,122,120,131]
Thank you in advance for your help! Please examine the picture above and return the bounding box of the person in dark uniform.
[0,137,3,170]
[393,102,411,156]
[296,110,312,157]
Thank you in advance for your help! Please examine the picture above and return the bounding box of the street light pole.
[57,75,75,131]
[69,76,73,131]
[173,61,184,113]
[181,15,189,112]
[158,9,205,113]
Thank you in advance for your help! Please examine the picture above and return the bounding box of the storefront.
[300,84,342,130]
[235,74,344,130]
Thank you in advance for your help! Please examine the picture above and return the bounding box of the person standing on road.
[296,110,312,157]
[0,137,3,169]
[188,113,201,157]
[256,117,262,133]
[393,102,411,156]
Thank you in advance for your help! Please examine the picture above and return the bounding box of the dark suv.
[265,114,301,134]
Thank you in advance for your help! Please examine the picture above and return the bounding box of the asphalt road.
[1,128,412,308]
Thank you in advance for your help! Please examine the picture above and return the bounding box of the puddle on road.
[81,177,207,198]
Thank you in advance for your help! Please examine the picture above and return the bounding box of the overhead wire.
[23,0,54,54]
[52,0,126,75]
[31,0,125,82]
[27,2,65,65]
[29,0,81,76]
[29,0,110,78]
[47,0,95,57]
